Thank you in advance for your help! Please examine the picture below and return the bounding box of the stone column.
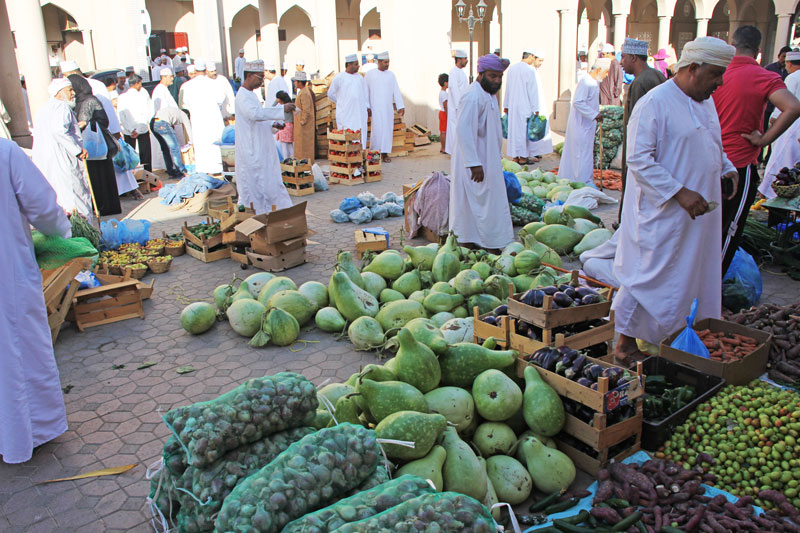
[6,0,52,123]
[728,19,741,41]
[553,7,578,132]
[0,0,32,146]
[776,14,793,51]
[82,30,96,70]
[696,17,709,37]
[613,13,628,52]
[657,15,672,52]
[313,0,339,74]
[588,17,601,65]
[192,0,226,73]
[258,0,280,70]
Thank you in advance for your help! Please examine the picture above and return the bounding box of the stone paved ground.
[1,144,798,532]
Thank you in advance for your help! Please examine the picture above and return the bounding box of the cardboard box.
[659,318,771,385]
[249,235,308,256]
[247,248,306,272]
[235,202,309,247]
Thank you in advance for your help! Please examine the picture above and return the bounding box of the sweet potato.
[590,506,622,525]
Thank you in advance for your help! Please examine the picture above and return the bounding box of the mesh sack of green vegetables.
[172,426,316,533]
[333,491,496,533]
[283,475,434,532]
[162,372,318,469]
[346,463,390,495]
[215,423,381,533]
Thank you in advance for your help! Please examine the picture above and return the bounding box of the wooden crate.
[70,280,145,331]
[365,171,382,183]
[49,282,79,343]
[330,174,365,186]
[283,175,315,197]
[185,243,231,263]
[329,150,364,164]
[183,219,223,249]
[366,162,382,173]
[41,258,91,313]
[509,314,615,353]
[354,230,388,258]
[473,307,509,348]
[555,433,641,476]
[91,271,154,299]
[388,150,409,158]
[229,245,250,265]
[280,162,312,174]
[327,129,360,142]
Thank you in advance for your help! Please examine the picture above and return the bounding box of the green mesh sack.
[347,463,390,494]
[162,372,318,470]
[333,491,496,532]
[174,426,315,532]
[32,231,98,270]
[215,423,381,533]
[282,475,434,533]
[517,193,545,214]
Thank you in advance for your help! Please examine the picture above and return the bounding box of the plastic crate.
[641,356,725,451]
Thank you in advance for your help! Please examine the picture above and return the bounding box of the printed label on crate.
[603,376,642,412]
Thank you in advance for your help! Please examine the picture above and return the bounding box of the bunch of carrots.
[593,169,622,190]
[697,329,759,361]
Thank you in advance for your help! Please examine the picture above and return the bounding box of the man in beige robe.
[293,71,315,163]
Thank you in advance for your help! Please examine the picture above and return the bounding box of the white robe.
[761,70,800,198]
[361,62,378,74]
[181,75,226,174]
[530,65,553,156]
[445,65,468,155]
[1,139,71,464]
[117,87,154,136]
[152,83,178,112]
[559,74,599,183]
[212,75,236,118]
[328,72,370,146]
[612,80,733,344]
[88,78,121,135]
[266,76,290,106]
[504,61,540,158]
[234,87,292,214]
[449,82,514,249]
[234,57,246,81]
[365,69,405,154]
[31,99,93,217]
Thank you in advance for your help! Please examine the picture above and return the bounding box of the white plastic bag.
[312,163,328,191]
[564,187,618,210]
[330,209,349,223]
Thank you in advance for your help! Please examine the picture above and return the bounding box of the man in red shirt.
[713,26,800,274]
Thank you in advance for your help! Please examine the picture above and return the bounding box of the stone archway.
[708,0,732,41]
[672,0,697,54]
[279,5,316,73]
[629,0,661,51]
[360,7,381,53]
[41,3,87,71]
[230,5,260,66]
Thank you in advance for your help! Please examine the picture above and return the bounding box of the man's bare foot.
[615,334,649,368]
[382,155,391,163]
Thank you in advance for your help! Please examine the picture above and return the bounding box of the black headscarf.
[67,74,109,130]
[68,74,93,104]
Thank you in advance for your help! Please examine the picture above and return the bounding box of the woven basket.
[124,266,148,279]
[147,258,172,274]
[109,264,123,275]
[772,182,800,199]
[146,245,165,256]
[165,241,185,257]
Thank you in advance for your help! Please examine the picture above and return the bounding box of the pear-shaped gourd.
[514,431,557,465]
[359,364,396,382]
[243,272,275,297]
[472,422,518,457]
[375,410,446,461]
[358,379,428,423]
[337,250,365,288]
[438,233,460,256]
[404,318,449,355]
[394,328,441,393]
[520,436,576,493]
[213,283,235,310]
[424,386,475,434]
[453,269,485,296]
[423,292,464,314]
[471,262,492,281]
[391,270,422,297]
[362,250,406,281]
[432,252,461,283]
[327,393,362,426]
[360,271,386,298]
[477,457,501,520]
[523,365,565,436]
[229,281,254,305]
[486,455,532,505]
[395,445,447,491]
[472,369,523,421]
[404,245,437,271]
[257,276,297,306]
[318,382,355,407]
[439,426,487,501]
[329,272,379,322]
[439,343,518,388]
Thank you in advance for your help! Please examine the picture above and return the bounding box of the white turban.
[377,51,389,60]
[60,60,79,73]
[187,65,197,74]
[194,58,207,71]
[48,78,71,97]
[244,60,264,72]
[676,36,735,70]
[591,57,612,71]
[786,51,800,61]
[159,67,174,77]
[533,49,546,59]
[601,43,615,54]
[345,53,358,63]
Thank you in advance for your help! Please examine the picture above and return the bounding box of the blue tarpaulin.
[158,173,228,206]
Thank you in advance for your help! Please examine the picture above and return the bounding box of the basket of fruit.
[145,238,167,256]
[124,263,148,279]
[771,166,800,198]
[147,255,173,274]
[165,240,185,256]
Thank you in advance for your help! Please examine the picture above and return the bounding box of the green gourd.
[453,269,484,296]
[471,262,491,281]
[477,457,501,520]
[229,281,254,304]
[375,300,426,333]
[360,271,387,298]
[258,276,297,306]
[439,426,487,501]
[404,245,437,271]
[318,382,356,407]
[430,282,456,294]
[403,318,448,355]
[391,270,422,297]
[358,364,396,382]
[423,292,464,314]
[329,272,379,322]
[424,386,475,433]
[519,436,576,493]
[472,422,518,457]
[471,369,523,421]
[327,393,362,426]
[408,289,430,306]
[379,288,405,304]
[486,455,532,505]
[514,432,557,466]
[439,343,517,388]
[522,365,565,436]
[432,252,460,283]
[337,250,366,288]
[394,328,441,393]
[358,379,428,423]
[396,445,447,491]
[362,251,406,280]
[437,233,460,256]
[374,411,446,461]
[468,294,502,315]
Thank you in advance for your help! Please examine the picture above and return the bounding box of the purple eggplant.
[591,382,599,391]
[530,348,550,366]
[520,289,544,307]
[526,327,539,340]
[576,377,593,388]
[558,284,573,292]
[580,294,603,306]
[557,346,578,357]
[565,354,587,380]
[540,285,558,295]
[555,352,578,375]
[482,315,498,326]
[601,367,623,388]
[563,287,577,300]
[492,304,508,316]
[575,286,599,298]
[516,320,528,335]
[552,292,574,308]
[583,363,604,382]
[541,349,560,372]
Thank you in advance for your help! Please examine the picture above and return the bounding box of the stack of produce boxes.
[312,75,334,160]
[281,159,314,197]
[507,271,643,474]
[363,150,382,182]
[234,202,312,272]
[216,199,256,266]
[182,218,230,263]
[327,129,364,185]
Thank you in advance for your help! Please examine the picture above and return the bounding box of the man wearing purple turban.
[448,54,514,252]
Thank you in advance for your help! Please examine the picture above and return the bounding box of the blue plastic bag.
[501,114,508,139]
[527,114,547,141]
[75,270,101,289]
[670,298,710,358]
[113,141,140,172]
[363,227,389,244]
[82,122,108,160]
[722,248,762,312]
[221,125,235,144]
[504,171,522,204]
[330,209,349,223]
[348,206,373,224]
[100,219,151,250]
[339,196,363,214]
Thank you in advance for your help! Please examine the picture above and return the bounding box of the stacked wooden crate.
[312,75,335,159]
[41,257,91,343]
[389,111,416,158]
[281,161,314,196]
[328,130,364,185]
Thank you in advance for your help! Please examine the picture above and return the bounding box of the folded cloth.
[158,173,227,206]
